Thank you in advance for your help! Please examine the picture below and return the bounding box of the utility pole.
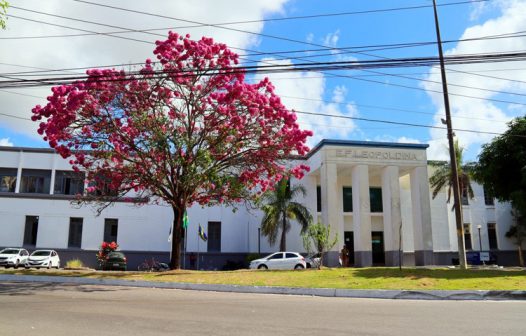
[432,0,467,269]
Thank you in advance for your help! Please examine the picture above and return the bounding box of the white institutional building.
[0,140,519,269]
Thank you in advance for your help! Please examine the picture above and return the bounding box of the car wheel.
[258,264,268,270]
[306,263,312,269]
[47,263,52,269]
[294,264,304,270]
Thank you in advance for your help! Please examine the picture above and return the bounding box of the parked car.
[25,250,60,269]
[249,252,306,270]
[101,251,127,271]
[0,248,29,268]
[305,253,322,269]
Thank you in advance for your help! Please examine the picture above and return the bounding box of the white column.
[382,166,402,266]
[352,164,372,267]
[410,166,434,265]
[320,162,342,266]
[15,151,23,193]
[50,154,57,195]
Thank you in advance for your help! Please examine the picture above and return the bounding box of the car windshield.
[108,252,124,258]
[31,251,51,256]
[0,249,19,254]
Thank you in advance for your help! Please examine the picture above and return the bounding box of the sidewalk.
[1,273,525,301]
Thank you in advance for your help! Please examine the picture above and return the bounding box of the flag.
[168,224,172,242]
[198,224,208,242]
[183,211,189,229]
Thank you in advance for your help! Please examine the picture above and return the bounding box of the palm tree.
[260,178,313,252]
[429,140,475,204]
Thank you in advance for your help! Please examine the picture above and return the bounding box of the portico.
[307,140,433,267]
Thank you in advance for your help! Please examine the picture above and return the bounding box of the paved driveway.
[0,282,524,336]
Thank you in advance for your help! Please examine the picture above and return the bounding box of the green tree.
[506,206,526,267]
[429,139,475,203]
[302,222,338,269]
[260,178,312,251]
[429,139,474,269]
[473,116,526,266]
[0,1,8,29]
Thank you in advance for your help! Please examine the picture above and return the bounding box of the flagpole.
[183,227,187,269]
[197,224,200,270]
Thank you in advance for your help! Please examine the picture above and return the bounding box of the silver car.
[0,248,29,268]
[249,252,306,270]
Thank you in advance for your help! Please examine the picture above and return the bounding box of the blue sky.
[1,0,525,161]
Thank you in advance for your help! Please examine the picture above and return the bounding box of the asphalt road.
[0,282,524,336]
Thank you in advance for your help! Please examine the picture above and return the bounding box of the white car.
[25,250,60,269]
[249,252,306,270]
[0,248,29,268]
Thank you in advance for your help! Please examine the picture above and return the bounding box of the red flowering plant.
[96,241,119,266]
[32,32,312,269]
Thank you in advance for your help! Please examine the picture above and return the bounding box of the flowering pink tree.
[32,33,312,269]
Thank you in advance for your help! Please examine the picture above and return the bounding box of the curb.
[1,274,525,301]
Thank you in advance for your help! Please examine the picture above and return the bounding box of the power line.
[4,1,526,108]
[70,0,489,28]
[2,106,523,138]
[5,3,526,92]
[2,51,526,106]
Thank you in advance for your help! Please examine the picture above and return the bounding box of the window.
[207,221,221,252]
[68,218,83,248]
[23,216,39,246]
[461,187,469,206]
[369,187,383,213]
[464,224,472,250]
[285,253,298,258]
[488,223,498,250]
[0,168,17,192]
[104,219,118,243]
[269,253,283,260]
[484,188,494,206]
[20,169,51,194]
[55,171,85,195]
[343,187,353,212]
[316,186,321,212]
[88,173,118,197]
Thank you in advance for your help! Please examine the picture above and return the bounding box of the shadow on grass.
[0,281,131,296]
[351,267,526,280]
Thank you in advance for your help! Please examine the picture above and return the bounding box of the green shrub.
[65,259,85,268]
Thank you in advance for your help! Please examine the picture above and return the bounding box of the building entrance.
[344,231,354,266]
[372,231,385,265]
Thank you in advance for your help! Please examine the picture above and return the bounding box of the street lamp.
[477,224,484,266]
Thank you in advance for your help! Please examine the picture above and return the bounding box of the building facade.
[0,140,520,269]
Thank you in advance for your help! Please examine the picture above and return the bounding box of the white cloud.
[0,0,290,137]
[254,58,357,147]
[0,138,14,146]
[332,85,347,103]
[423,0,526,160]
[396,137,421,144]
[323,29,340,49]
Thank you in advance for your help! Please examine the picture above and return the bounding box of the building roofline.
[306,139,429,158]
[1,139,429,160]
[0,146,57,154]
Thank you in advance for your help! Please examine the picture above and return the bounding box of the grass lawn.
[2,267,525,290]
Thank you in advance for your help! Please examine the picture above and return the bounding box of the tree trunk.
[456,225,468,269]
[280,214,287,252]
[170,207,184,269]
[518,244,524,267]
